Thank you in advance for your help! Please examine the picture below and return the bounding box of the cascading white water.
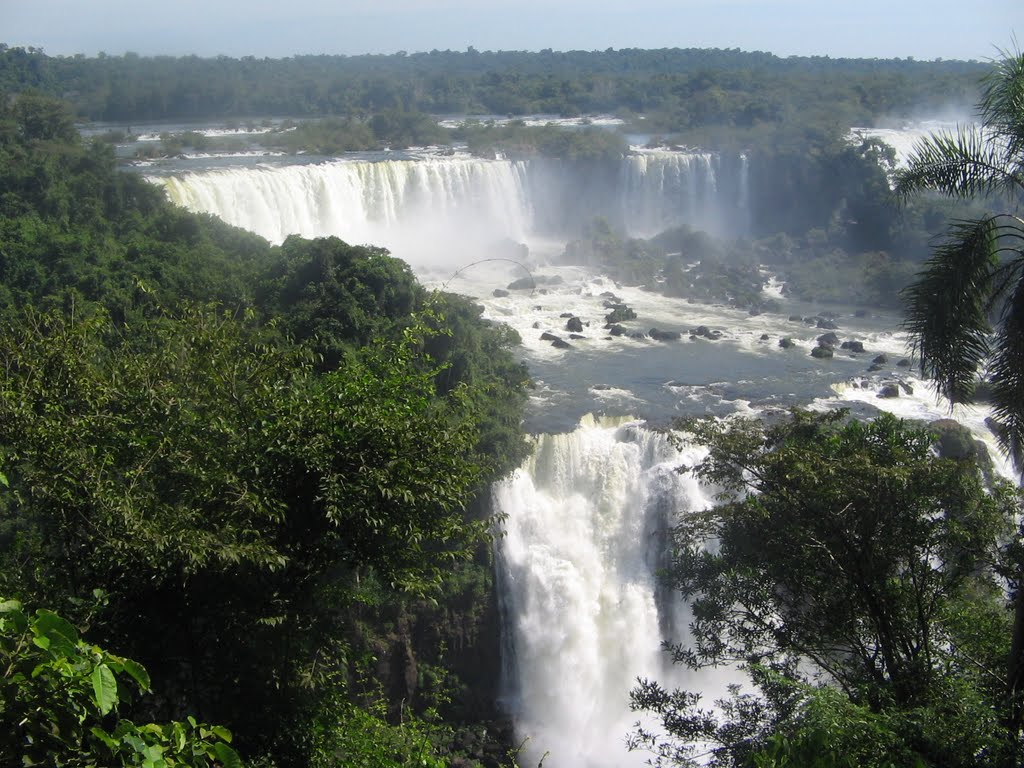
[738,153,749,214]
[151,150,742,269]
[493,415,713,768]
[620,151,720,237]
[158,156,534,270]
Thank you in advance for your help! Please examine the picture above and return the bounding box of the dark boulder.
[605,305,637,324]
[509,274,563,290]
[872,354,888,364]
[810,345,833,359]
[816,318,839,330]
[840,340,865,353]
[930,419,978,460]
[878,383,900,398]
[817,332,839,347]
[566,316,584,333]
[649,328,682,341]
[492,289,510,298]
[930,418,995,483]
[779,337,796,349]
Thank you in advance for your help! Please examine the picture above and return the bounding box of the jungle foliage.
[0,91,530,767]
[631,411,1023,768]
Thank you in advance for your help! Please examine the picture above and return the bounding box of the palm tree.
[897,51,1024,760]
[896,50,1024,465]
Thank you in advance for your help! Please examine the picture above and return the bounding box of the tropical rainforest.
[0,90,530,767]
[0,43,1021,768]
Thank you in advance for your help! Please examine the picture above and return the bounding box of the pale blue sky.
[2,0,1021,61]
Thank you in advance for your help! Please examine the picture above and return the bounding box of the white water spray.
[157,156,534,270]
[151,150,742,268]
[493,415,713,768]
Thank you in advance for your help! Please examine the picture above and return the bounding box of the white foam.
[813,377,1017,482]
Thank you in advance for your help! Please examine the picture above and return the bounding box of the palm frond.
[902,216,1000,404]
[988,271,1024,471]
[894,127,1021,201]
[979,48,1024,163]
[983,216,1024,310]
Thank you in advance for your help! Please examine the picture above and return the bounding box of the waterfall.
[619,151,721,237]
[156,156,534,271]
[493,415,713,768]
[151,150,746,267]
[738,153,749,213]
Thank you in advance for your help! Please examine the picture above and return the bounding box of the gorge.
[146,134,1011,767]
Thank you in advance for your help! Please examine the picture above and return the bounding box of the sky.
[2,0,1022,62]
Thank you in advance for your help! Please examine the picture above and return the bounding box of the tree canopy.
[631,411,1022,768]
[0,90,531,766]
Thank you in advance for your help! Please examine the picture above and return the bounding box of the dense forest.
[0,45,985,127]
[1,43,1022,768]
[0,90,531,766]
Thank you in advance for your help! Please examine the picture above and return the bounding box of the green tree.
[630,411,1020,767]
[0,305,489,761]
[0,598,242,767]
[896,50,1024,463]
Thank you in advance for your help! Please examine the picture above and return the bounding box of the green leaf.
[90,726,119,751]
[33,609,80,657]
[144,743,164,761]
[171,721,187,752]
[210,725,233,743]
[92,663,118,715]
[212,741,243,768]
[121,657,151,692]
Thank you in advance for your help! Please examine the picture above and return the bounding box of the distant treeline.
[0,44,987,129]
